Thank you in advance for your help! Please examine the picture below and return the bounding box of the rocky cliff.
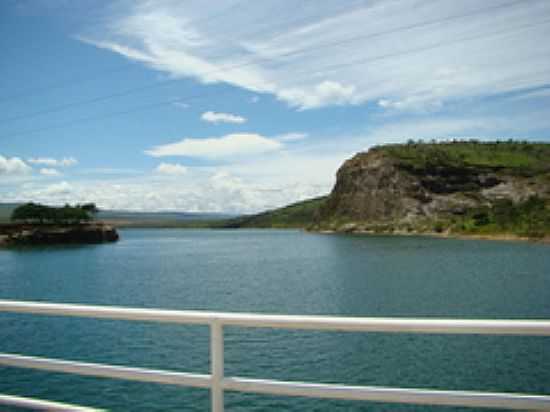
[313,142,550,237]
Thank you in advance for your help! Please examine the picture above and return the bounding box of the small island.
[0,202,119,246]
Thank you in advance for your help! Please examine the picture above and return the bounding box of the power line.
[287,16,550,78]
[188,0,250,28]
[2,15,548,141]
[199,0,368,59]
[1,0,528,123]
[0,91,230,140]
[0,0,357,105]
[0,63,136,104]
[0,1,250,104]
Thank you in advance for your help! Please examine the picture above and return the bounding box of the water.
[1,229,549,411]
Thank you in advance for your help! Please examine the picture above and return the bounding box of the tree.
[80,203,99,215]
[11,202,93,224]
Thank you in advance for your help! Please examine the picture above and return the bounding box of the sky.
[1,0,550,213]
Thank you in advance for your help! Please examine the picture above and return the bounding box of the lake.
[1,229,549,411]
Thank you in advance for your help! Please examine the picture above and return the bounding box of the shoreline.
[314,228,550,244]
[110,225,550,245]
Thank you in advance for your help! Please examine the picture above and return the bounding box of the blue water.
[1,229,549,411]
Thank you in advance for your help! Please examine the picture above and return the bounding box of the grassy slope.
[380,141,550,175]
[220,196,327,228]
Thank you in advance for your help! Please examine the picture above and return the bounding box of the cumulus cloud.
[39,168,61,176]
[43,181,73,195]
[0,155,32,176]
[3,172,332,214]
[201,111,247,124]
[28,157,78,167]
[279,81,357,109]
[6,181,75,206]
[145,133,283,159]
[155,162,188,175]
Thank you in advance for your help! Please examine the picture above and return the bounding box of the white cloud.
[0,155,32,176]
[279,81,357,109]
[7,181,75,206]
[44,181,72,195]
[275,132,308,142]
[145,133,283,159]
[201,111,247,124]
[28,157,78,167]
[378,95,443,112]
[3,172,332,214]
[39,168,61,176]
[78,168,141,175]
[1,141,349,213]
[79,0,550,110]
[508,87,550,101]
[155,162,188,175]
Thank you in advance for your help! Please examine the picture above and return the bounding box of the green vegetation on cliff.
[381,140,550,176]
[442,196,550,238]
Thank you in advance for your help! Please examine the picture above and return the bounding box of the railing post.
[210,320,224,412]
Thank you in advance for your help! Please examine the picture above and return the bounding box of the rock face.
[314,144,550,234]
[0,223,119,246]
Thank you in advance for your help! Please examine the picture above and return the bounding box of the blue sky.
[1,0,550,212]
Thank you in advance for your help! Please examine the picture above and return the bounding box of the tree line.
[11,202,99,224]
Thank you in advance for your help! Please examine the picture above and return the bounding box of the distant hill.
[97,210,233,227]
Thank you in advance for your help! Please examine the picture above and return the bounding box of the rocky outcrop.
[0,223,119,246]
[313,144,550,234]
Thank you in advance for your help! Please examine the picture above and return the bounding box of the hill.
[221,196,327,228]
[312,141,550,238]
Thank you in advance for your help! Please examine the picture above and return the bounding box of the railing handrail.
[1,299,550,412]
[0,393,105,412]
[2,299,550,335]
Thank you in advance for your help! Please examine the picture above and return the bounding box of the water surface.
[1,229,549,411]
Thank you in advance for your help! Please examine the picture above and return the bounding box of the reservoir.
[1,229,549,411]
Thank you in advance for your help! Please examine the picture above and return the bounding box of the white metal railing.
[1,300,550,411]
[0,394,105,411]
